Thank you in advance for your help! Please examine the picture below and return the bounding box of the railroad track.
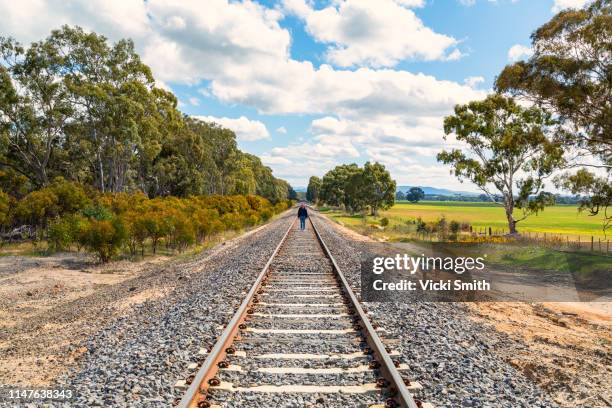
[175,213,432,408]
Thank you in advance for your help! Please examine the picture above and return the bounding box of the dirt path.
[0,254,173,386]
[468,302,611,407]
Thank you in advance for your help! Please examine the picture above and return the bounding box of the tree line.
[438,0,610,234]
[0,26,292,204]
[307,162,396,215]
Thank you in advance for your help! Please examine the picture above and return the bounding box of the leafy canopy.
[437,94,564,233]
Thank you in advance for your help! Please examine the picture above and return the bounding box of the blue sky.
[0,0,588,189]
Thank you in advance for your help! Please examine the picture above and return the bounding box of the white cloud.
[464,76,485,88]
[0,0,489,187]
[507,44,533,62]
[142,0,290,85]
[552,0,589,12]
[276,126,287,134]
[194,115,271,141]
[188,97,200,106]
[284,0,461,67]
[458,0,476,6]
[0,0,150,45]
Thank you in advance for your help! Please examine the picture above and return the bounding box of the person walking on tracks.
[297,203,308,231]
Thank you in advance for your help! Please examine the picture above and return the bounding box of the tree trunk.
[506,208,517,234]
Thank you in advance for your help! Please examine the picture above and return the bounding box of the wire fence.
[442,226,610,255]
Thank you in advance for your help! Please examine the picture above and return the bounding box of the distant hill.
[396,186,479,197]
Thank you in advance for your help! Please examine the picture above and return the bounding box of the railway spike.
[376,377,390,388]
[218,360,229,368]
[225,346,236,354]
[197,401,211,408]
[208,377,221,386]
[385,397,398,407]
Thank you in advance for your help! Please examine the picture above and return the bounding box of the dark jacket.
[297,207,308,218]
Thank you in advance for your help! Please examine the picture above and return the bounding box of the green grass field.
[328,201,608,240]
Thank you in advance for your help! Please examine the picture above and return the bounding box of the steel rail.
[309,214,420,408]
[177,216,296,408]
[178,209,419,408]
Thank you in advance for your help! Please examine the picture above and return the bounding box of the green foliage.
[82,205,113,221]
[79,217,127,263]
[48,177,90,214]
[0,26,292,203]
[380,217,389,227]
[495,0,610,229]
[0,169,30,198]
[15,189,59,228]
[437,94,564,234]
[306,176,322,203]
[318,162,395,216]
[559,169,611,231]
[320,164,361,208]
[0,189,10,227]
[48,215,89,252]
[360,162,396,215]
[495,0,610,162]
[405,187,425,203]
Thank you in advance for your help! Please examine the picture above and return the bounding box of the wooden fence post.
[599,238,601,252]
[591,236,594,252]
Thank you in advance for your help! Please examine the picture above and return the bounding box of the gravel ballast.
[13,210,559,407]
[310,212,557,408]
[50,212,295,407]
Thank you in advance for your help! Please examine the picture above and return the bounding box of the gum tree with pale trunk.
[437,94,564,235]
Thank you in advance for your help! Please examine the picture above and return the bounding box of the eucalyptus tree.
[306,176,321,203]
[51,25,173,193]
[360,161,396,216]
[496,0,611,228]
[319,163,361,208]
[0,35,72,187]
[438,94,564,234]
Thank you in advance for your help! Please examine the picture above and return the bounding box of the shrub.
[141,212,168,254]
[79,217,127,262]
[48,214,90,252]
[123,211,149,256]
[380,217,389,227]
[416,217,428,233]
[260,209,273,222]
[48,178,91,215]
[48,218,72,251]
[0,190,9,228]
[449,220,461,241]
[82,205,113,221]
[436,217,449,241]
[15,189,59,228]
[192,208,219,243]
